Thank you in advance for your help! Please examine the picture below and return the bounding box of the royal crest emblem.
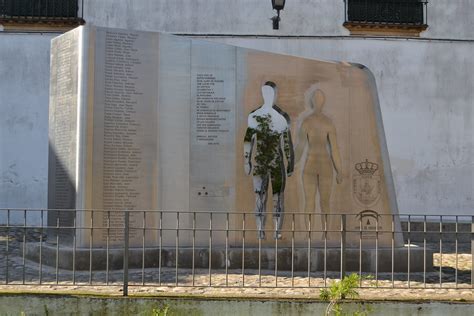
[353,159,381,207]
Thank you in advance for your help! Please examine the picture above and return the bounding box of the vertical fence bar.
[39,210,43,284]
[359,214,362,287]
[340,214,347,280]
[291,213,295,287]
[258,225,261,287]
[209,212,212,287]
[72,213,76,285]
[242,213,245,287]
[7,0,12,19]
[192,212,196,286]
[455,215,458,288]
[55,215,59,284]
[175,212,179,286]
[423,215,427,288]
[375,214,378,287]
[439,215,443,288]
[391,214,395,288]
[364,0,368,22]
[307,213,311,287]
[275,223,279,288]
[123,211,129,296]
[22,209,26,284]
[324,214,327,287]
[5,209,9,284]
[408,215,411,288]
[89,211,93,284]
[58,0,62,19]
[142,211,146,285]
[106,211,110,285]
[425,1,428,26]
[471,216,473,289]
[344,0,347,21]
[225,212,229,287]
[158,211,162,286]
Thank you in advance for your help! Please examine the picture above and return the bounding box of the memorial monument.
[40,25,428,272]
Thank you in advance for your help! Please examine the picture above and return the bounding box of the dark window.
[346,0,427,25]
[0,0,83,24]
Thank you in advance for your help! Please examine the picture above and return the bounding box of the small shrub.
[151,305,170,316]
[319,273,372,316]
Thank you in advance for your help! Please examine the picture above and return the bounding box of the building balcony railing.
[0,0,84,26]
[345,0,428,28]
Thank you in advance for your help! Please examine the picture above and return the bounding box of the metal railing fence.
[0,0,83,23]
[345,0,428,25]
[0,209,472,296]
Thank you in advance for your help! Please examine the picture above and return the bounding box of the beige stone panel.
[234,50,401,248]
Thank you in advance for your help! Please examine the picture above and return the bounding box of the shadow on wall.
[46,143,76,243]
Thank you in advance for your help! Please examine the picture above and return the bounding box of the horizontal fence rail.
[346,0,428,25]
[0,0,83,23]
[0,209,472,296]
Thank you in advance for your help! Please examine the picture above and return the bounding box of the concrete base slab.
[24,242,433,272]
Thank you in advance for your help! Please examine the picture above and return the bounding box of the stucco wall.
[82,0,347,36]
[82,0,474,40]
[0,33,57,218]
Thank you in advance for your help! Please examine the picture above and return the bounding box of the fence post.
[123,211,129,296]
[471,216,473,289]
[341,214,346,279]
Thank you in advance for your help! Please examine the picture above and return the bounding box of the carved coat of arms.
[352,159,381,207]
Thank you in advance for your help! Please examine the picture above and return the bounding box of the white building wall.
[0,33,57,213]
[83,0,474,40]
[0,0,473,219]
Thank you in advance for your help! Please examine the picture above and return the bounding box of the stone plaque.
[190,41,236,246]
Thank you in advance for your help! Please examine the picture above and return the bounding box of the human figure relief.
[243,81,294,240]
[295,85,342,220]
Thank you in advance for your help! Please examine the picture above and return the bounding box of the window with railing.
[0,0,84,26]
[344,0,428,35]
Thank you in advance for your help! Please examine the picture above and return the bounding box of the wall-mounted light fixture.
[271,0,286,30]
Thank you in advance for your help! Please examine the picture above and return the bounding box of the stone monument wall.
[48,25,402,249]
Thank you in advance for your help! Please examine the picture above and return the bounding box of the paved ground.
[0,228,472,301]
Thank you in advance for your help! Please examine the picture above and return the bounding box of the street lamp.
[271,0,286,30]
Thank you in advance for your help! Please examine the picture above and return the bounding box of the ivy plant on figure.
[243,82,294,240]
[252,115,283,183]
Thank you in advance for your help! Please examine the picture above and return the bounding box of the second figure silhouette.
[295,85,343,222]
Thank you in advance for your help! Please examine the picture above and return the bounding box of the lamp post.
[271,0,286,30]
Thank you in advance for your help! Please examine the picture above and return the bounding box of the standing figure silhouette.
[295,85,342,221]
[244,81,294,240]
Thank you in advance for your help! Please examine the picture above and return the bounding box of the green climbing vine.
[244,114,284,191]
[253,115,281,173]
